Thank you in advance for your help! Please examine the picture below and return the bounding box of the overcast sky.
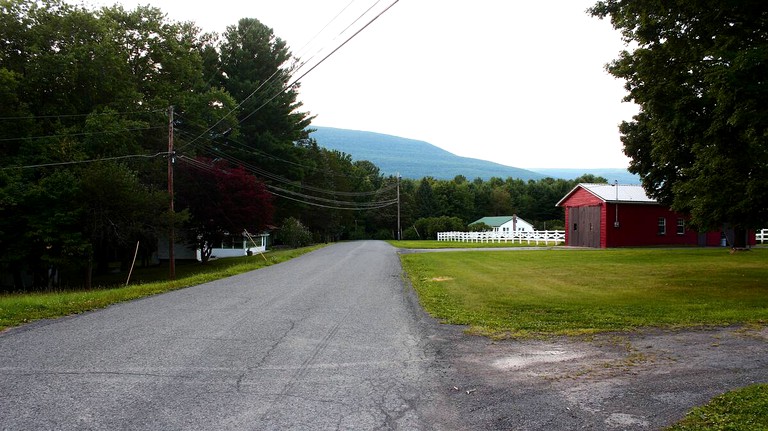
[76,0,638,169]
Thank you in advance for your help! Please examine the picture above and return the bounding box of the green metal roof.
[469,216,515,227]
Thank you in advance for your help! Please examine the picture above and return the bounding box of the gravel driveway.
[425,311,768,430]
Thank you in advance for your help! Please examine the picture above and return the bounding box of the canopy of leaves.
[590,1,768,232]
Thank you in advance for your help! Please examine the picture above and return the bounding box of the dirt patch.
[429,277,454,282]
[432,325,768,430]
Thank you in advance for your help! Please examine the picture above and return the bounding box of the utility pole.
[397,173,401,240]
[168,106,176,279]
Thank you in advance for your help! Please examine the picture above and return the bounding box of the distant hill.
[309,126,639,183]
[533,168,640,185]
[309,127,545,181]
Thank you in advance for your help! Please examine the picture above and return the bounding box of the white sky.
[76,0,638,169]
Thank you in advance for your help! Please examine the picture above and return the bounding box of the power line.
[173,124,389,184]
[178,154,396,211]
[1,151,169,170]
[267,184,397,207]
[0,108,166,121]
[267,189,397,211]
[178,0,400,152]
[178,144,396,198]
[0,125,165,142]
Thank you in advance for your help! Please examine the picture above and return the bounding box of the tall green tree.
[217,18,314,174]
[0,0,249,288]
[591,1,768,246]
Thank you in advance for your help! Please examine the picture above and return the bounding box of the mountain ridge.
[309,126,639,183]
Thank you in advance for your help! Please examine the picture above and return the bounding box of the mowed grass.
[665,384,768,431]
[400,248,768,337]
[388,240,563,249]
[0,245,325,331]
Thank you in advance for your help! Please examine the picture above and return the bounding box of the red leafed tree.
[177,158,273,263]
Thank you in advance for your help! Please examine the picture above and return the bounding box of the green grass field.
[665,384,768,431]
[400,248,768,338]
[388,239,563,249]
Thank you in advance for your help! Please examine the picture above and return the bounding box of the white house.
[196,231,269,260]
[469,215,534,236]
[156,230,269,262]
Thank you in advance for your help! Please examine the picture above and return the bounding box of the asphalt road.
[2,241,767,430]
[0,241,455,430]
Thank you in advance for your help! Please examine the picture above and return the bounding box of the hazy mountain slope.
[310,126,638,183]
[310,126,546,181]
[533,168,640,184]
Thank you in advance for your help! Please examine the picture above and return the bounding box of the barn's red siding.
[564,188,603,206]
[558,184,754,248]
[562,188,604,246]
[604,203,700,247]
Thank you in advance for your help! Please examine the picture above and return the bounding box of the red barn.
[556,183,751,248]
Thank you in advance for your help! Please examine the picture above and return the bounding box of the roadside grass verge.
[388,240,563,249]
[665,384,768,431]
[400,248,768,338]
[0,245,324,331]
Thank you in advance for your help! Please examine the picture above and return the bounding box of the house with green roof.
[469,215,534,236]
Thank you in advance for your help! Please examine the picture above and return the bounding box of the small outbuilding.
[556,183,751,248]
[469,215,534,236]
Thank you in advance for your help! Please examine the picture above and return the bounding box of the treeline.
[352,174,606,241]
[0,0,603,292]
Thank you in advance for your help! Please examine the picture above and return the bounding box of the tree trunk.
[733,227,748,249]
[85,255,93,290]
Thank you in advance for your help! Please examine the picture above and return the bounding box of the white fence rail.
[757,229,768,244]
[437,230,565,245]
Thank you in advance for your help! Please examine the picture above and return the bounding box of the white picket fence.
[437,230,565,245]
[757,229,768,244]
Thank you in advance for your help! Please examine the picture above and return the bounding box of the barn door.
[568,206,601,247]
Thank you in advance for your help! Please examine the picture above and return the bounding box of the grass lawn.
[665,384,768,431]
[388,239,563,249]
[400,247,768,338]
[0,245,325,331]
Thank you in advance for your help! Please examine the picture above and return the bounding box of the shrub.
[467,222,492,232]
[279,217,313,248]
[413,216,466,239]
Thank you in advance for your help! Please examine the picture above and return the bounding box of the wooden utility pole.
[168,106,176,279]
[397,173,401,240]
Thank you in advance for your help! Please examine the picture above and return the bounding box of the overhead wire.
[237,0,399,126]
[177,153,397,210]
[1,0,402,211]
[1,151,169,170]
[177,0,399,153]
[173,124,396,196]
[175,125,387,185]
[0,125,165,142]
[176,1,356,152]
[170,0,403,210]
[0,107,166,121]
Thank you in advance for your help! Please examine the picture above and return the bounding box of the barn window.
[677,218,685,235]
[573,223,578,231]
[658,217,666,235]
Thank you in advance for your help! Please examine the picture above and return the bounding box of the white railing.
[437,230,565,246]
[757,229,768,244]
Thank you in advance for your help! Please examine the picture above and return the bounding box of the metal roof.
[556,183,657,206]
[470,216,529,227]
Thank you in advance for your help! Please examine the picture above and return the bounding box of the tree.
[590,1,768,246]
[414,177,437,219]
[176,158,273,263]
[216,18,314,174]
